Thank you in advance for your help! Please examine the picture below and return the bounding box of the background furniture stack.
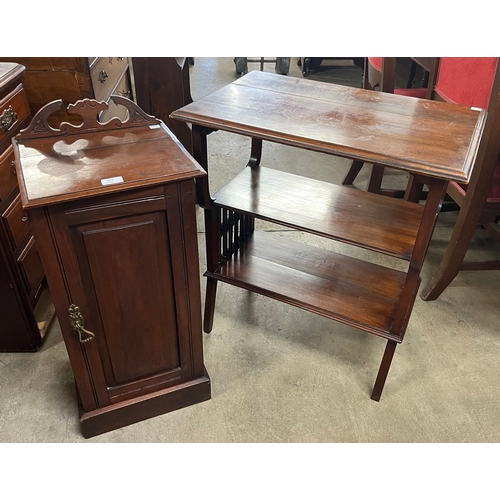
[0,57,135,126]
[0,62,54,351]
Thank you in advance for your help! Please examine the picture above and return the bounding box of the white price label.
[101,176,124,186]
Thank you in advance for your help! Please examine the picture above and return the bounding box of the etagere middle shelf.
[171,70,485,401]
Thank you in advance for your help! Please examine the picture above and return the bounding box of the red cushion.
[395,88,428,98]
[368,57,383,72]
[435,57,498,109]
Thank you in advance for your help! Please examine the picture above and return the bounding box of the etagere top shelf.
[171,71,485,184]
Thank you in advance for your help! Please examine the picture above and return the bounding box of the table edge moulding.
[13,95,210,437]
[170,70,484,402]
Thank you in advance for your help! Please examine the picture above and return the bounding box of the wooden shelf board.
[208,231,413,341]
[213,166,424,260]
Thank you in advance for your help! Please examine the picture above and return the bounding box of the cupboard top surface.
[171,71,485,183]
[13,98,206,209]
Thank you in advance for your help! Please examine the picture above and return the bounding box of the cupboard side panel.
[165,180,205,380]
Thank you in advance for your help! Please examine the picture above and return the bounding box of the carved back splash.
[16,96,162,142]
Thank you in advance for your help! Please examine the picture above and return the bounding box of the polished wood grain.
[210,231,409,340]
[171,71,484,183]
[213,166,423,260]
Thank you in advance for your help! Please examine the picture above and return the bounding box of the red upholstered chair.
[342,57,436,194]
[418,57,500,300]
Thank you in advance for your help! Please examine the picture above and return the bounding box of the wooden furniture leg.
[371,340,397,401]
[192,125,222,332]
[371,178,448,400]
[404,175,425,202]
[342,160,364,186]
[421,207,484,301]
[367,164,385,193]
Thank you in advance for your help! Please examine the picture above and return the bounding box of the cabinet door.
[47,182,203,410]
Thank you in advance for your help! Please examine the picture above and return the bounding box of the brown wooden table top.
[171,71,486,183]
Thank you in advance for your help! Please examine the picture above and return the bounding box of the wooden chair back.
[421,58,500,300]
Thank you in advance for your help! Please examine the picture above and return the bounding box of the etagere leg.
[204,277,218,333]
[192,124,223,333]
[371,340,398,402]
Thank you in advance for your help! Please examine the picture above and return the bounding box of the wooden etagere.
[171,71,484,401]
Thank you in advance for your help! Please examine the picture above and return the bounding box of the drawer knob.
[68,304,95,343]
[98,70,109,83]
[0,105,18,132]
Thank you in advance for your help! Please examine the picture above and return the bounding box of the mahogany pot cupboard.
[13,97,210,437]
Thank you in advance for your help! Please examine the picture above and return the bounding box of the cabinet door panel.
[80,212,180,386]
[50,189,192,406]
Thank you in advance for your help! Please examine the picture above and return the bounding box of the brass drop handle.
[0,105,18,132]
[22,215,28,222]
[11,160,16,174]
[98,70,108,83]
[68,304,95,343]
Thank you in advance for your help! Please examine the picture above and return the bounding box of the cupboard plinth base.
[79,371,211,439]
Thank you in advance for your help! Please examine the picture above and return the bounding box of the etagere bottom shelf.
[206,230,419,343]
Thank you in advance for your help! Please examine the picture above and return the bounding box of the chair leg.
[341,160,364,186]
[421,206,482,301]
[367,164,385,194]
[371,340,398,401]
[404,175,425,202]
[407,60,417,88]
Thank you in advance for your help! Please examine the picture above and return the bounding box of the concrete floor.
[1,58,500,445]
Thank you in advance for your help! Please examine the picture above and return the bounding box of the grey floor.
[1,58,500,445]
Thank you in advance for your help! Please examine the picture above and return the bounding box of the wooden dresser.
[13,96,210,437]
[0,57,134,126]
[0,62,55,351]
